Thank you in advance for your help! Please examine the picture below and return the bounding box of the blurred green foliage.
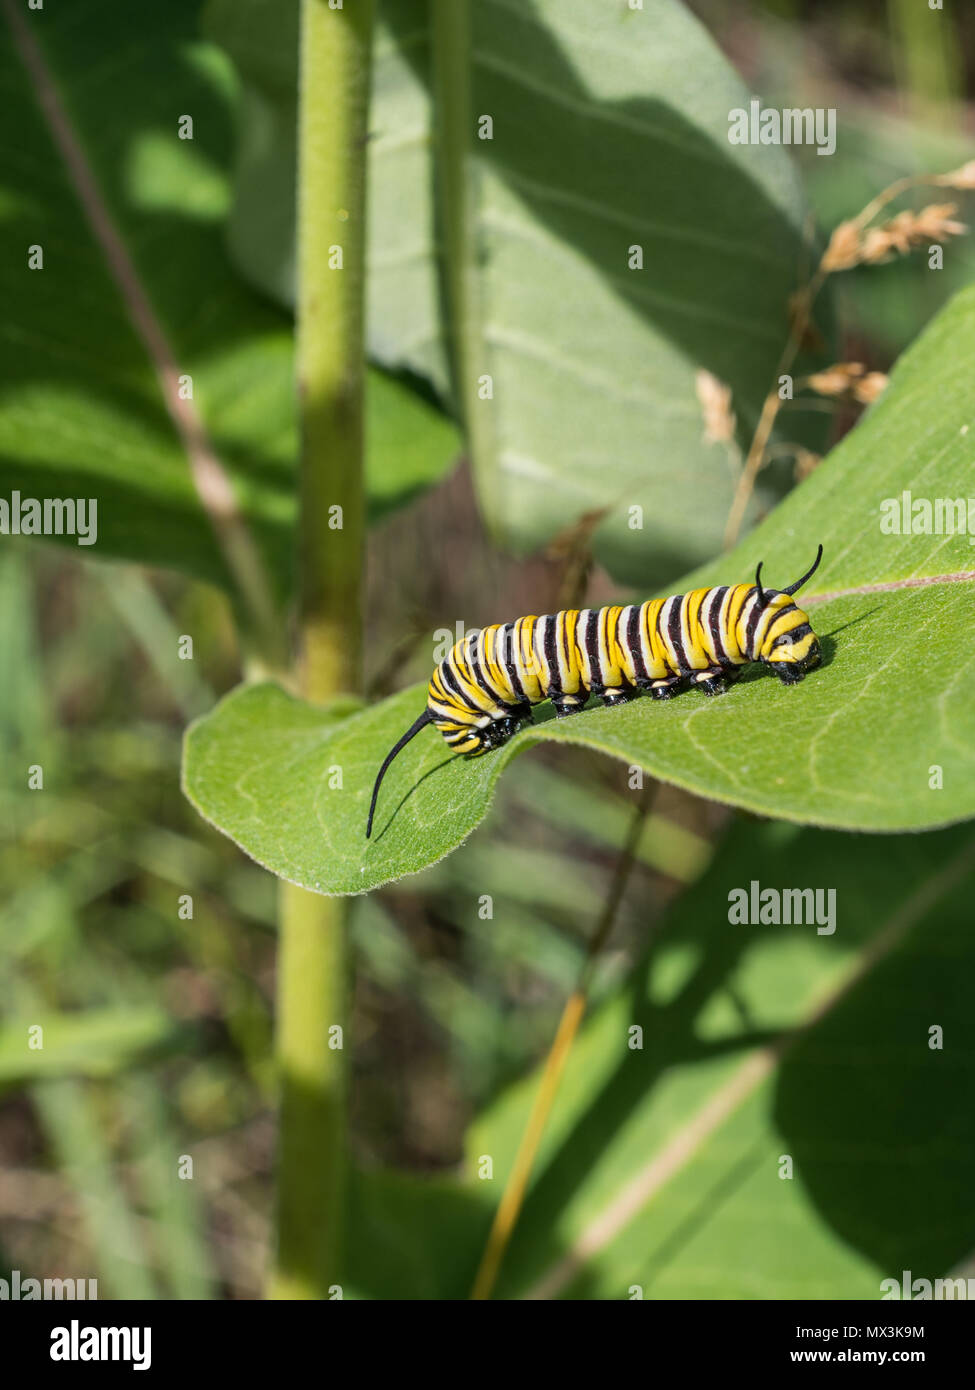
[0,0,459,601]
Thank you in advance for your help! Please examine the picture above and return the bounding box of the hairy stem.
[269,0,374,1301]
[431,0,498,528]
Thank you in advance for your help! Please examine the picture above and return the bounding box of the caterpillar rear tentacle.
[365,545,823,838]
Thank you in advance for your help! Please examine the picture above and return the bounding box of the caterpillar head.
[752,545,823,685]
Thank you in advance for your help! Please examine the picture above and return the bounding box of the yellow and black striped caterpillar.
[366,545,823,838]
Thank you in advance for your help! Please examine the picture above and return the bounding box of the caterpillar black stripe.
[366,545,824,838]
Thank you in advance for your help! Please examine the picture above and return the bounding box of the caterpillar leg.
[474,709,529,751]
[643,676,684,701]
[551,692,588,718]
[594,686,635,708]
[692,667,741,697]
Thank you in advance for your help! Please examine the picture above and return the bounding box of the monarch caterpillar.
[366,544,824,838]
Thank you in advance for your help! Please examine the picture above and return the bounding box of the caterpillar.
[366,545,823,838]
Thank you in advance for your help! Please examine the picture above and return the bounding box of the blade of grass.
[31,1076,160,1300]
[98,568,215,721]
[471,781,656,1300]
[122,1077,218,1300]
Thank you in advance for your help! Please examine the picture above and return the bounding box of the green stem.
[269,0,374,1302]
[887,0,962,134]
[431,0,496,527]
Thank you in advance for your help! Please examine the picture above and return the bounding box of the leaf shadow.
[368,752,458,845]
[772,865,975,1282]
[491,822,973,1297]
[819,606,881,642]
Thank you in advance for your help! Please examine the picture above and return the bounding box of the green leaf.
[365,368,460,522]
[436,0,830,582]
[347,1167,491,1300]
[199,0,453,397]
[311,821,975,1298]
[182,286,975,893]
[466,819,975,1299]
[0,1007,178,1083]
[206,0,828,586]
[0,0,457,596]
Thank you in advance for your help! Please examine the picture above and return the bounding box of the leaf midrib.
[804,569,975,604]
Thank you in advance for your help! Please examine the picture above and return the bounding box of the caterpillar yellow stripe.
[366,546,824,838]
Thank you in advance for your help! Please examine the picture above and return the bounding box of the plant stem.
[431,0,497,528]
[724,161,968,551]
[268,0,374,1301]
[888,0,962,134]
[723,262,827,551]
